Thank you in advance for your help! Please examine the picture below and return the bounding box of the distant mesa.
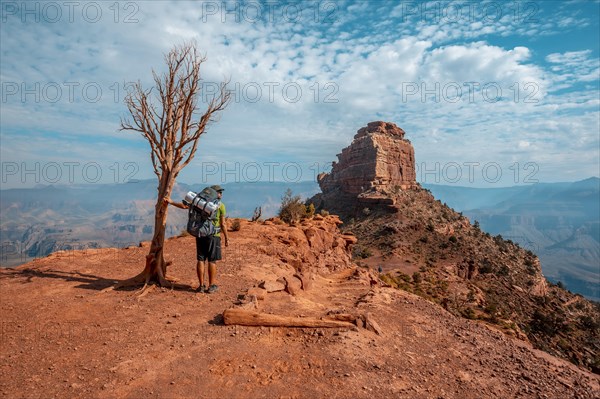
[312,121,418,218]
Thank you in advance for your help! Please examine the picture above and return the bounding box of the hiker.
[163,185,228,293]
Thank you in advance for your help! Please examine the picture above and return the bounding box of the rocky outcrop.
[311,121,418,218]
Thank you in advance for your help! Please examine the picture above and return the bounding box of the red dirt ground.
[1,219,598,398]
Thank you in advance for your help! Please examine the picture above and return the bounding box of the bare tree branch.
[121,41,229,179]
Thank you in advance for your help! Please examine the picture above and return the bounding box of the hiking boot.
[207,284,218,294]
[196,285,207,293]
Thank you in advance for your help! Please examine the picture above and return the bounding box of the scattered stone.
[294,271,313,291]
[364,313,383,335]
[247,287,267,301]
[355,317,365,329]
[258,280,286,293]
[284,276,302,296]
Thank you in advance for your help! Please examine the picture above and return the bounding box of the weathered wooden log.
[223,308,356,329]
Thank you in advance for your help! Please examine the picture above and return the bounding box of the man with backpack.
[164,185,228,293]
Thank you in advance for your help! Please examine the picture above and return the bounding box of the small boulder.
[284,276,302,296]
[247,287,268,300]
[364,313,383,335]
[258,280,286,293]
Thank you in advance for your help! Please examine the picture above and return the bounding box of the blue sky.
[1,0,599,189]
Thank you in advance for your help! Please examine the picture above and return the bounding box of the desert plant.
[230,219,241,232]
[251,206,262,222]
[462,307,477,320]
[412,272,422,284]
[320,209,329,216]
[353,246,373,259]
[485,302,498,315]
[530,310,563,336]
[279,189,308,224]
[396,272,411,283]
[579,315,599,331]
[479,259,493,274]
[497,265,510,276]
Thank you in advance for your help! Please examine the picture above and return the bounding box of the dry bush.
[230,219,241,231]
[279,189,312,225]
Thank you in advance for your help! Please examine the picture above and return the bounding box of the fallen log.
[223,308,356,329]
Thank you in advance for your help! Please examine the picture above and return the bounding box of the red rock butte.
[311,122,418,218]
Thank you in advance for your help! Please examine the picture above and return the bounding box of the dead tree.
[251,206,262,222]
[117,42,230,290]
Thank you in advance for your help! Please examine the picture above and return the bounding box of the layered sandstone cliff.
[312,121,418,217]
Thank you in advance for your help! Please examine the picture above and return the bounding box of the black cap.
[211,185,224,192]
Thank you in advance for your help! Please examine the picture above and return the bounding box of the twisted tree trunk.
[114,174,176,290]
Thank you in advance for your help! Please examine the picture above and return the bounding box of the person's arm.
[163,197,188,209]
[220,211,228,247]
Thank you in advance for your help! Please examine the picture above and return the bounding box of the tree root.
[103,252,176,295]
[101,272,146,292]
[137,284,156,299]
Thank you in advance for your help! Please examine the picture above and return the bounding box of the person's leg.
[197,260,206,287]
[208,262,217,286]
[196,237,208,291]
[206,236,221,293]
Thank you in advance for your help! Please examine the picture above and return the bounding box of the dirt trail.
[1,220,598,398]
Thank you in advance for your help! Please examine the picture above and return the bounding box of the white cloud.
[546,50,600,85]
[0,1,598,189]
